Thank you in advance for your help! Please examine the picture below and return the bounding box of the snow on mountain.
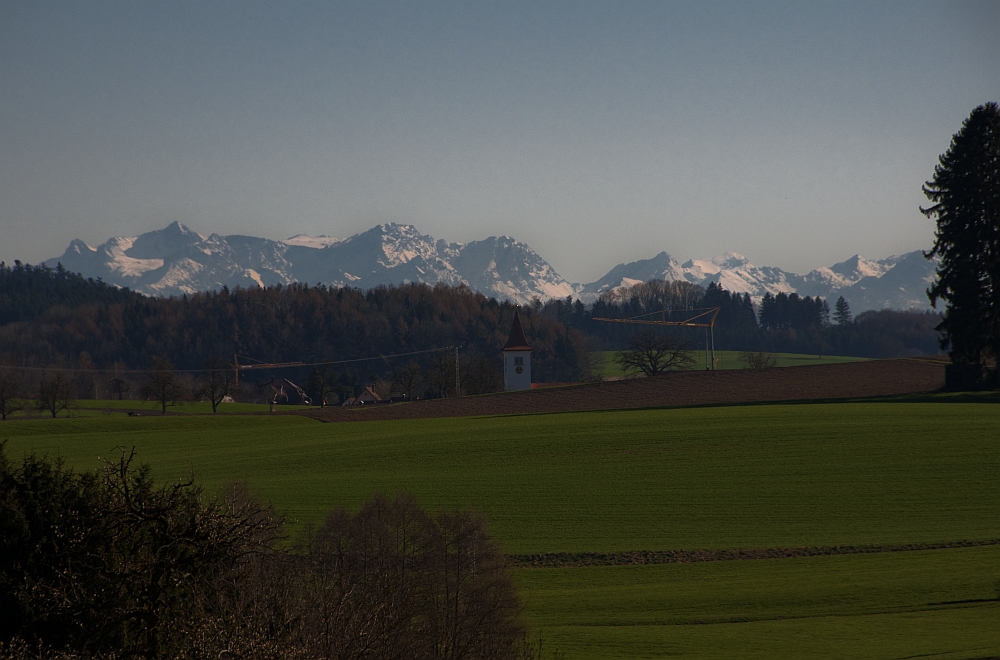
[838,251,937,312]
[282,234,343,249]
[452,235,576,302]
[46,222,573,303]
[680,253,798,298]
[44,222,938,312]
[581,249,936,313]
[576,252,687,298]
[795,254,897,296]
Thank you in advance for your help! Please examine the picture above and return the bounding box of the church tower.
[503,309,532,391]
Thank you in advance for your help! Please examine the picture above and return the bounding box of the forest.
[0,262,942,404]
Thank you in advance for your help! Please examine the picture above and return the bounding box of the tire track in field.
[509,538,1000,568]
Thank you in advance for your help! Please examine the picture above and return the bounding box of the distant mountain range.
[45,222,938,313]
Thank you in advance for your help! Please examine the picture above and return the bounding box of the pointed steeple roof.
[503,309,532,351]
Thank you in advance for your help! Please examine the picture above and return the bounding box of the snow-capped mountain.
[46,222,573,303]
[45,222,938,312]
[583,249,937,312]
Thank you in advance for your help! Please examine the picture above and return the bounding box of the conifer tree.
[923,103,1000,364]
[833,296,852,326]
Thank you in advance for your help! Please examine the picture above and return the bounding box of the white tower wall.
[503,350,532,391]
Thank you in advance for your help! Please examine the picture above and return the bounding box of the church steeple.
[503,309,531,352]
[502,309,532,391]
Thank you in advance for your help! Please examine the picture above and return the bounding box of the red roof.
[503,310,532,351]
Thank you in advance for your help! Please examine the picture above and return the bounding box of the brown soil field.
[300,357,948,424]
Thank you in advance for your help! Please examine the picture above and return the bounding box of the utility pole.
[454,345,460,397]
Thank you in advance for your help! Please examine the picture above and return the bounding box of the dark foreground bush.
[0,444,540,660]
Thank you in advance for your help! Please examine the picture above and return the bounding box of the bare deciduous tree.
[391,360,423,399]
[0,446,546,660]
[306,367,335,407]
[301,492,530,660]
[460,355,503,395]
[198,356,237,412]
[738,350,777,371]
[109,360,132,401]
[37,370,72,418]
[426,351,456,398]
[615,332,695,377]
[0,368,24,420]
[142,357,184,414]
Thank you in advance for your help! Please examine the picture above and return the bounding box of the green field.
[518,547,1000,659]
[2,399,998,657]
[589,350,868,378]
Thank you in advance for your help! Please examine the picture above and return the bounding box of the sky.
[1,1,997,284]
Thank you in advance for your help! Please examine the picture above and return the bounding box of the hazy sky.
[1,1,997,283]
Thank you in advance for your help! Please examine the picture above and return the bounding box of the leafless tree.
[461,355,502,395]
[109,360,132,400]
[738,350,777,371]
[142,356,184,414]
[615,331,695,377]
[306,367,336,407]
[599,279,703,313]
[37,370,72,418]
[426,351,456,398]
[297,492,532,660]
[72,352,97,399]
[0,368,24,420]
[198,355,237,412]
[0,446,545,660]
[392,360,423,399]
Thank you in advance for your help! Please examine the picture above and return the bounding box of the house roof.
[503,310,532,351]
[358,386,381,401]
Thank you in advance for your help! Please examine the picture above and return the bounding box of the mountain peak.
[66,238,96,255]
[163,221,202,238]
[41,222,935,313]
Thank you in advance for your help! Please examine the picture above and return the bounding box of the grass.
[2,399,998,658]
[2,401,997,554]
[516,546,1000,659]
[589,350,869,378]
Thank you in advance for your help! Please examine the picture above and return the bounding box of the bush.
[0,445,539,659]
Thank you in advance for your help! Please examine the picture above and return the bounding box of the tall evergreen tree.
[833,296,852,326]
[923,103,1000,364]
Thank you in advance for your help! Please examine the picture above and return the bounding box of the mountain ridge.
[45,222,937,313]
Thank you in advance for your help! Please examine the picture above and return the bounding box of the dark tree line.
[758,292,829,331]
[0,446,544,659]
[0,280,591,393]
[540,280,942,358]
[0,262,138,326]
[0,258,947,398]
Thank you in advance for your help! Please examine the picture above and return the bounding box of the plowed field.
[302,357,948,423]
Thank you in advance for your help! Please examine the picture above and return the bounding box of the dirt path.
[510,538,1000,568]
[300,358,948,423]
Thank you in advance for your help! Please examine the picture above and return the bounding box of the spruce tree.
[833,296,852,326]
[923,102,1000,365]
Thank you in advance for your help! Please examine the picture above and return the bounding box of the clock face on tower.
[515,366,523,374]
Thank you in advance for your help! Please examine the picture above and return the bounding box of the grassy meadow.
[2,397,998,657]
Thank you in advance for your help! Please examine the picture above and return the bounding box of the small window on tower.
[514,357,523,366]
